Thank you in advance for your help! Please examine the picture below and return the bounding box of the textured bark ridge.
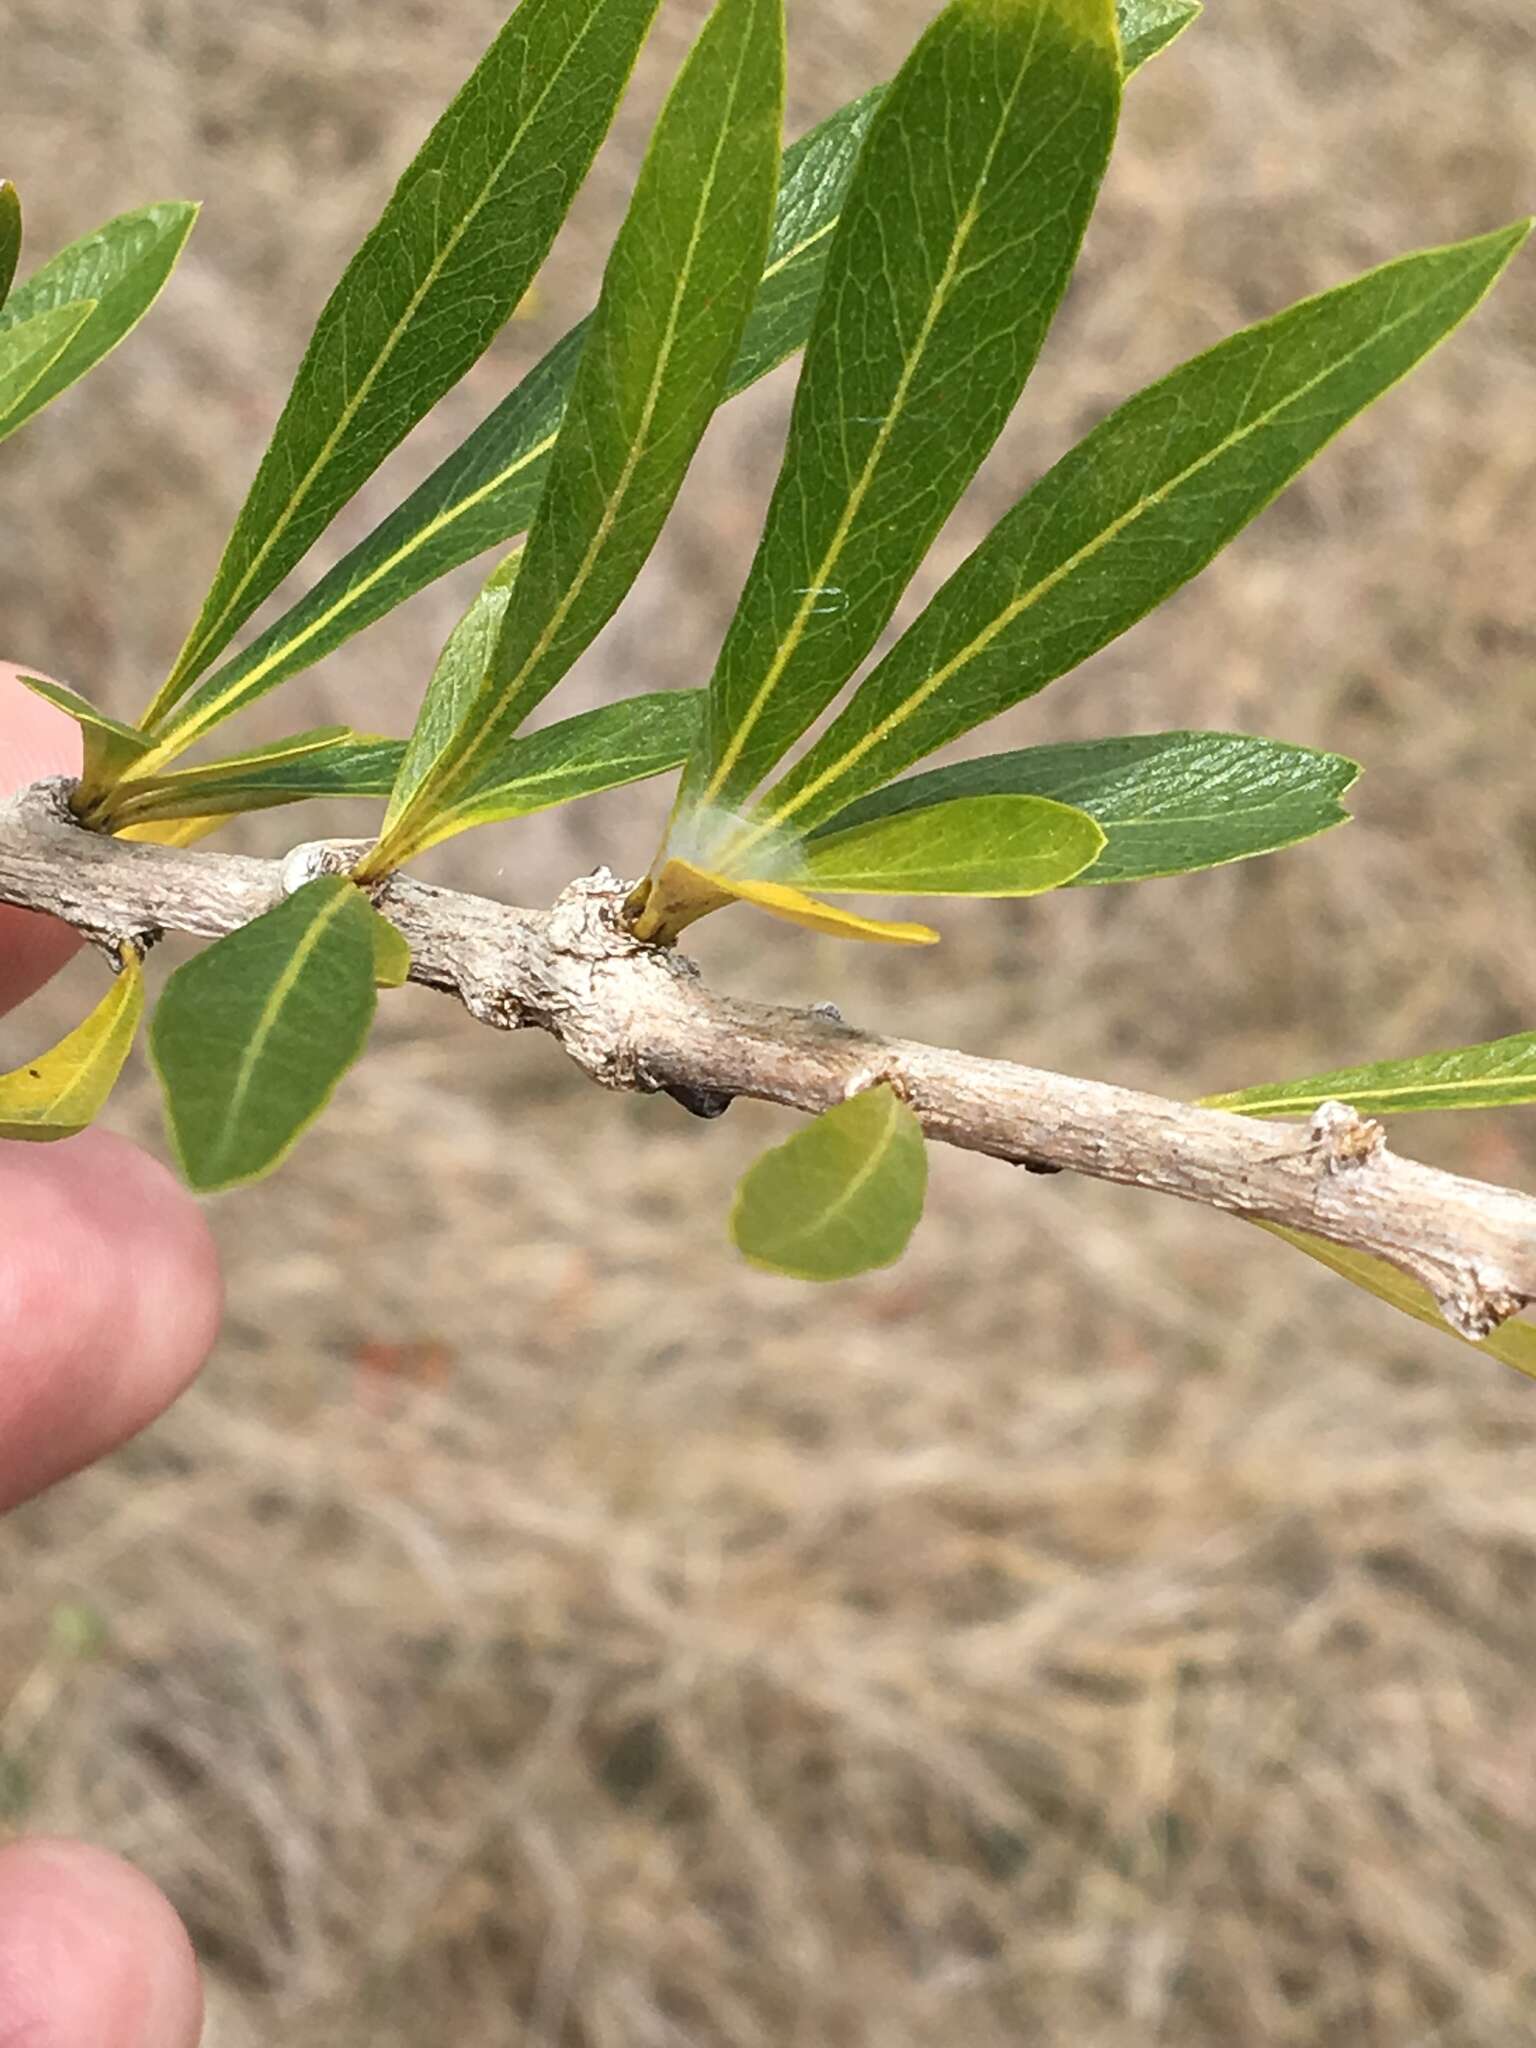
[3,776,1533,1341]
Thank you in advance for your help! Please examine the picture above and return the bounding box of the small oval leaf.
[149,876,379,1191]
[0,951,144,1141]
[732,1085,928,1280]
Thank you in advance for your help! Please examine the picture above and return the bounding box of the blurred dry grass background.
[3,0,1536,2040]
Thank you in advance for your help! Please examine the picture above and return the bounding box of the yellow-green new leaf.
[19,673,154,790]
[0,952,144,1142]
[628,858,938,947]
[783,795,1104,896]
[145,0,664,725]
[1260,1226,1536,1384]
[732,1085,928,1281]
[150,877,379,1192]
[1203,1030,1536,1121]
[369,910,412,989]
[0,301,95,441]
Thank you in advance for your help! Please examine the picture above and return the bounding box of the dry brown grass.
[3,0,1536,2041]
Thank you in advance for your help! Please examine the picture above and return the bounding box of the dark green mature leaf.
[1204,1030,1536,1121]
[0,302,95,441]
[145,0,664,731]
[104,728,394,824]
[0,203,196,436]
[0,951,143,1141]
[150,877,379,1191]
[0,183,20,308]
[772,793,1103,895]
[682,0,1122,819]
[371,0,786,871]
[1259,1226,1536,1382]
[814,731,1357,885]
[732,1085,928,1280]
[755,222,1531,843]
[159,0,1186,737]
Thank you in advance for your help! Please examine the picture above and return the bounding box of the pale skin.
[0,664,213,2048]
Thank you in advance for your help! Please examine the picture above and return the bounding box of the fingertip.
[0,1837,202,2048]
[0,661,85,1008]
[0,1131,222,1511]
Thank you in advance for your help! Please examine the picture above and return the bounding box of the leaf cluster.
[1,0,1529,1361]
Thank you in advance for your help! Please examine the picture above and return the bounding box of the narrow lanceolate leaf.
[397,689,700,852]
[1116,0,1201,70]
[0,183,21,308]
[0,952,143,1141]
[105,730,399,826]
[145,0,664,729]
[1259,1226,1536,1383]
[755,222,1532,842]
[0,301,95,440]
[1203,1030,1536,1121]
[150,876,379,1192]
[777,794,1104,895]
[683,0,1122,819]
[732,1085,928,1280]
[627,857,938,947]
[812,732,1358,886]
[19,673,154,790]
[0,203,196,436]
[372,0,786,872]
[165,1,1182,737]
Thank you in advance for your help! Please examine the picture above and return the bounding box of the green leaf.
[105,730,401,825]
[0,203,197,436]
[1203,1030,1536,1121]
[0,951,144,1141]
[682,0,1122,819]
[372,0,786,871]
[732,1085,928,1280]
[1258,1226,1536,1383]
[754,221,1531,842]
[369,910,413,989]
[628,856,939,946]
[156,0,1182,740]
[0,301,96,441]
[752,793,1104,896]
[18,673,154,788]
[400,688,700,852]
[1116,0,1200,69]
[0,182,20,308]
[814,731,1357,886]
[149,876,379,1191]
[144,0,665,725]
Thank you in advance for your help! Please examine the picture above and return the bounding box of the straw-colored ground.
[3,1,1535,2040]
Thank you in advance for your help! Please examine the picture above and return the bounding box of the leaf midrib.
[760,1090,905,1265]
